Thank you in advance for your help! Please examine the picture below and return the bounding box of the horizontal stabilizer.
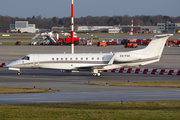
[155,34,173,38]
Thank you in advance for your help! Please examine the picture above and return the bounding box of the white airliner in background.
[6,34,173,77]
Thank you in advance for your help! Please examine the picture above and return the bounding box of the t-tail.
[141,34,173,56]
[132,34,173,65]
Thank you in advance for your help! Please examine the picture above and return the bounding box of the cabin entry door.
[33,54,39,68]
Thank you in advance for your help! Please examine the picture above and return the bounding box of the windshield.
[21,56,30,60]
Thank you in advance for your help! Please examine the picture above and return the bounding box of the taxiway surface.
[0,45,180,104]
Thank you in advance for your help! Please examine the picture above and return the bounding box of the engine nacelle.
[114,52,141,62]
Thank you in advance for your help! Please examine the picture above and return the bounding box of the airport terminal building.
[10,21,39,33]
[76,23,180,33]
[50,20,180,34]
[76,25,158,33]
[157,22,180,33]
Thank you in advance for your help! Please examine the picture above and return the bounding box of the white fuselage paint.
[6,34,173,75]
[6,52,157,71]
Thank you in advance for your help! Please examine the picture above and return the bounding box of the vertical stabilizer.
[139,34,173,57]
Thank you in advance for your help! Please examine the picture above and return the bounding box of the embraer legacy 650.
[6,34,173,76]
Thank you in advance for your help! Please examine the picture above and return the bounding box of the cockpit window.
[21,56,30,60]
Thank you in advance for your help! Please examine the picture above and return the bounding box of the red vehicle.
[136,39,143,45]
[128,39,137,43]
[122,39,138,48]
[142,39,151,45]
[136,39,151,45]
[166,40,180,47]
[97,42,107,47]
[3,30,9,33]
[106,41,117,45]
[136,30,143,34]
[177,40,180,45]
[15,41,21,45]
[58,37,80,45]
[124,43,138,48]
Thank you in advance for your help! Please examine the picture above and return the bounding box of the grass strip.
[0,87,56,94]
[0,42,30,45]
[1,33,180,38]
[0,101,180,120]
[86,82,180,88]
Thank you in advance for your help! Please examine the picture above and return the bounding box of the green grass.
[1,33,180,38]
[0,87,56,94]
[0,33,37,37]
[86,82,180,88]
[0,42,30,45]
[0,101,180,120]
[0,36,35,38]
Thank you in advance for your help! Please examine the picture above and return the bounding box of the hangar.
[10,21,39,33]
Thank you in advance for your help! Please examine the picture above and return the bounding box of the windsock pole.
[71,0,74,54]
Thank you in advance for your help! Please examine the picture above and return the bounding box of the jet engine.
[114,52,141,62]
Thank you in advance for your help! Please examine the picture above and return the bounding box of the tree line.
[0,15,180,31]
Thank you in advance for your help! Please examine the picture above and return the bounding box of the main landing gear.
[93,73,101,77]
[17,71,21,76]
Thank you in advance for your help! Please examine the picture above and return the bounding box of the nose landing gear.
[17,72,21,76]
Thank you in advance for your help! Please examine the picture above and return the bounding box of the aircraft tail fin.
[138,34,173,57]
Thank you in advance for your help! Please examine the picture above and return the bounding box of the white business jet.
[6,34,173,77]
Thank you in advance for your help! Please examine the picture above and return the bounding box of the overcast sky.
[0,0,179,18]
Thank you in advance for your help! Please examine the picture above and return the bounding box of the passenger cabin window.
[52,58,54,60]
[76,58,78,60]
[56,58,59,60]
[61,58,63,60]
[81,58,83,60]
[65,58,68,60]
[92,57,94,60]
[97,57,99,60]
[22,56,30,60]
[86,58,88,60]
[70,58,72,60]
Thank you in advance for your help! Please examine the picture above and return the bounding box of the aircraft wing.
[77,54,117,71]
[78,54,116,71]
[77,65,105,71]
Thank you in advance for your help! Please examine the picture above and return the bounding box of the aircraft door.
[33,54,39,68]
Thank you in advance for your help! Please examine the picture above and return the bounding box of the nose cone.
[6,60,21,68]
[4,63,9,67]
[6,62,15,68]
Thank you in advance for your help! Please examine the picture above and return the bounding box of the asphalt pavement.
[0,45,179,104]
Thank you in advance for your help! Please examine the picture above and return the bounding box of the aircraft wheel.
[17,72,21,76]
[96,73,101,77]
